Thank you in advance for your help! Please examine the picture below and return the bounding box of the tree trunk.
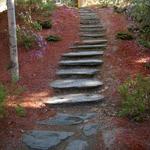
[7,0,19,81]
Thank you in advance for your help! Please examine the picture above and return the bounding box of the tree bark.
[7,0,19,81]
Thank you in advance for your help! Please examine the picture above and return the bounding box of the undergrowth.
[0,84,6,118]
[118,74,150,121]
[116,32,134,40]
[46,35,61,42]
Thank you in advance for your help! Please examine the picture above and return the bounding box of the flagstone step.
[80,33,105,38]
[70,44,106,49]
[45,93,104,105]
[57,68,99,76]
[75,39,107,45]
[50,79,103,89]
[80,28,105,32]
[63,51,104,57]
[59,59,103,66]
[80,24,103,28]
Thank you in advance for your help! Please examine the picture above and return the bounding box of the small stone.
[65,140,89,150]
[23,130,74,150]
[37,113,97,126]
[83,123,98,136]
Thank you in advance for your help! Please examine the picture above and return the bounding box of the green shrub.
[32,21,42,31]
[118,74,150,121]
[46,35,61,42]
[15,105,26,117]
[39,20,52,29]
[17,26,36,49]
[116,32,134,40]
[0,84,6,118]
[138,39,150,49]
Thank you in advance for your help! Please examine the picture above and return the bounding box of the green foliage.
[138,39,150,49]
[0,84,6,118]
[139,25,150,41]
[39,20,52,29]
[62,0,77,7]
[46,35,61,42]
[17,26,36,49]
[144,62,150,70]
[116,32,134,40]
[32,21,42,31]
[15,105,26,117]
[118,74,150,121]
[130,0,150,26]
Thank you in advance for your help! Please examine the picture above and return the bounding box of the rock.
[80,24,103,28]
[57,68,99,76]
[23,130,74,150]
[45,93,104,105]
[63,51,104,57]
[76,39,107,45]
[59,59,103,66]
[80,33,105,38]
[65,140,89,150]
[70,44,106,49]
[37,113,97,125]
[50,79,103,89]
[83,123,98,136]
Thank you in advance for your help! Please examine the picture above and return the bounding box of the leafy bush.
[39,20,52,29]
[32,21,42,31]
[15,105,26,117]
[0,84,6,118]
[17,26,36,49]
[138,39,150,49]
[46,35,61,42]
[116,32,134,40]
[118,74,150,121]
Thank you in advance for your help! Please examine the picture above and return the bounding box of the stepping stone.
[23,130,74,150]
[50,79,103,89]
[80,33,105,38]
[65,140,89,150]
[82,123,98,136]
[75,39,107,45]
[59,59,103,66]
[62,51,104,57]
[57,68,99,76]
[80,24,103,28]
[45,93,104,105]
[80,28,105,32]
[37,113,97,125]
[70,44,106,49]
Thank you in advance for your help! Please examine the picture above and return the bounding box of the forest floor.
[0,5,150,150]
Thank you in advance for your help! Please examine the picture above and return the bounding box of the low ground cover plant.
[118,74,150,121]
[116,31,134,40]
[46,35,61,42]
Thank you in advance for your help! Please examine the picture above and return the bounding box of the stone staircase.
[22,8,108,150]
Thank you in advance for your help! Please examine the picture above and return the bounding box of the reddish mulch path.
[0,6,79,149]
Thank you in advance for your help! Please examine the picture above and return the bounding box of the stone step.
[80,28,105,32]
[80,33,105,38]
[80,17,98,20]
[80,24,103,28]
[63,50,104,57]
[45,93,104,105]
[80,20,100,24]
[57,68,99,76]
[70,44,106,49]
[75,39,107,45]
[59,59,103,66]
[50,79,103,89]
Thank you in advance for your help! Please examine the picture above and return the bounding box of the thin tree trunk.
[7,0,19,81]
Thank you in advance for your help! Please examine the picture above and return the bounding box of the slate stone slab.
[37,113,97,125]
[80,33,105,38]
[45,93,104,105]
[82,123,98,136]
[80,24,103,28]
[59,59,103,66]
[70,44,106,49]
[63,51,104,57]
[23,130,74,150]
[57,68,99,76]
[80,28,105,32]
[76,39,107,45]
[50,79,103,89]
[65,140,89,150]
